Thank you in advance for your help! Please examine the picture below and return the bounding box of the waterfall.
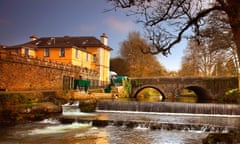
[62,100,81,115]
[61,100,96,117]
[96,101,240,116]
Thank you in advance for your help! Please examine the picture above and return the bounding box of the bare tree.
[182,38,226,76]
[179,39,201,76]
[181,18,238,77]
[107,0,240,65]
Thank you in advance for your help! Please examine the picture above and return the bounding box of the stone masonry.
[0,51,99,91]
[130,76,238,101]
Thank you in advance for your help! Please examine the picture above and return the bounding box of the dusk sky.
[0,0,186,71]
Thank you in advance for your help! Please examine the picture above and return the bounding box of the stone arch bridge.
[129,77,238,101]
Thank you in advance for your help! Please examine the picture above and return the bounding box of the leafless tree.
[180,11,238,77]
[107,0,240,65]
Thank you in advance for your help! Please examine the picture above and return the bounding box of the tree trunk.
[228,0,240,66]
[232,28,240,66]
[227,0,240,90]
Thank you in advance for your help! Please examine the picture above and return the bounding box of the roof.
[6,36,112,51]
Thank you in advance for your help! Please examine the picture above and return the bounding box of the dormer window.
[59,48,65,57]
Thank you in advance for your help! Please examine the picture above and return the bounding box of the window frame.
[44,48,50,57]
[93,54,97,62]
[86,53,89,61]
[24,48,29,57]
[59,48,65,57]
[75,49,78,58]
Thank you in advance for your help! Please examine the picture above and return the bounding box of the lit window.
[60,48,65,57]
[44,48,50,57]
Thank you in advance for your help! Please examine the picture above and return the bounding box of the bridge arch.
[131,85,166,100]
[129,76,238,101]
[183,85,213,102]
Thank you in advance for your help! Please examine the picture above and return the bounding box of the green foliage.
[225,88,239,95]
[138,89,159,99]
[218,88,239,104]
[0,93,27,106]
[121,79,132,97]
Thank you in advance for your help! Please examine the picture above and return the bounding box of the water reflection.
[119,96,207,103]
[0,122,208,144]
[134,87,212,103]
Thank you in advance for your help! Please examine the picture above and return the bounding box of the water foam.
[28,122,91,135]
[39,118,60,124]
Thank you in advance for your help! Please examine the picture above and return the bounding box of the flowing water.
[1,101,240,144]
[1,115,234,144]
[97,100,240,115]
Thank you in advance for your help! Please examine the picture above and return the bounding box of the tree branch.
[145,5,224,55]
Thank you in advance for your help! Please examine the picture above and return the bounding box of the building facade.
[1,33,112,89]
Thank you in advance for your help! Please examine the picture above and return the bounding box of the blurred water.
[1,111,239,144]
[0,121,208,144]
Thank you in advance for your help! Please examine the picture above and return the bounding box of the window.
[75,49,78,58]
[59,48,65,57]
[86,53,89,61]
[24,48,29,57]
[93,54,97,62]
[44,48,50,57]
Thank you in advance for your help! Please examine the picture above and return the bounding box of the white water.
[97,110,240,118]
[1,112,239,144]
[61,101,96,117]
[28,122,91,135]
[39,118,60,124]
[1,101,238,143]
[97,101,240,116]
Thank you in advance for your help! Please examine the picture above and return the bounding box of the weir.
[61,100,96,117]
[58,100,240,137]
[96,101,240,116]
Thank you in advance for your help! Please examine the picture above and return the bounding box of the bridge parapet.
[129,76,238,101]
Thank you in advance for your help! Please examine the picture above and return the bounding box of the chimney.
[100,33,108,46]
[29,35,38,41]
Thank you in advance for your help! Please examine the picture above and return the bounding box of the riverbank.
[0,90,113,126]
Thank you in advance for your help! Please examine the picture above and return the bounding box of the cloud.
[79,24,96,34]
[104,17,135,33]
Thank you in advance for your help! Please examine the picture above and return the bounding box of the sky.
[0,0,186,71]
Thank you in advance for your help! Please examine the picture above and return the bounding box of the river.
[1,110,239,144]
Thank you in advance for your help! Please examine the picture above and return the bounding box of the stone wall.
[0,51,99,91]
[130,76,238,100]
